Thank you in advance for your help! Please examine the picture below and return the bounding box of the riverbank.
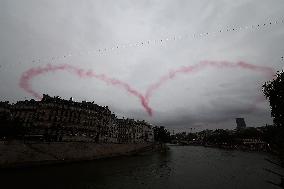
[0,141,167,169]
[174,142,271,153]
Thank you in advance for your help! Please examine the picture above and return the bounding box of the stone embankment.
[0,141,163,168]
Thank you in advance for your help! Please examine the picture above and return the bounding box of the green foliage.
[263,70,284,127]
[236,127,260,139]
[203,129,234,144]
[153,126,171,143]
[263,70,284,163]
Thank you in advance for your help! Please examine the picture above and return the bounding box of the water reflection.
[0,146,283,189]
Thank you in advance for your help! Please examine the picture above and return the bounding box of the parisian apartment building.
[0,94,154,143]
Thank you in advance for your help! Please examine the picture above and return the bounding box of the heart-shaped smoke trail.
[19,64,152,115]
[19,61,275,116]
[145,61,275,100]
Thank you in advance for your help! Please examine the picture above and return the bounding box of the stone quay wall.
[0,141,156,168]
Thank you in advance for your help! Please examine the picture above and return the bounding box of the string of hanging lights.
[1,18,284,70]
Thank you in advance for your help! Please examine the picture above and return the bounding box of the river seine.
[1,145,283,189]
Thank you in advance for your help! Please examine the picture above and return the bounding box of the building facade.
[0,95,154,143]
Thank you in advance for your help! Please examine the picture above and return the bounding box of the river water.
[1,145,283,189]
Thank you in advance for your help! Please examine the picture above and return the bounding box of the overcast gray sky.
[1,0,284,131]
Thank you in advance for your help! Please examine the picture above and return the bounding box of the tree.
[153,126,170,143]
[236,127,260,139]
[263,70,284,127]
[263,70,284,166]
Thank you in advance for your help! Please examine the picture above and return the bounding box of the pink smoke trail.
[19,64,152,116]
[145,61,275,101]
[19,61,275,116]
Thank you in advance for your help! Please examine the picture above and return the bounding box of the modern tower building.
[236,118,246,130]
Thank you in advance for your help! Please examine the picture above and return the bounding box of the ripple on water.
[0,146,283,189]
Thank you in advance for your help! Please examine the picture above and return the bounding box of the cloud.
[0,0,283,130]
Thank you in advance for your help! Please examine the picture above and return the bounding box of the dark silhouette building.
[236,118,246,130]
[0,94,154,143]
